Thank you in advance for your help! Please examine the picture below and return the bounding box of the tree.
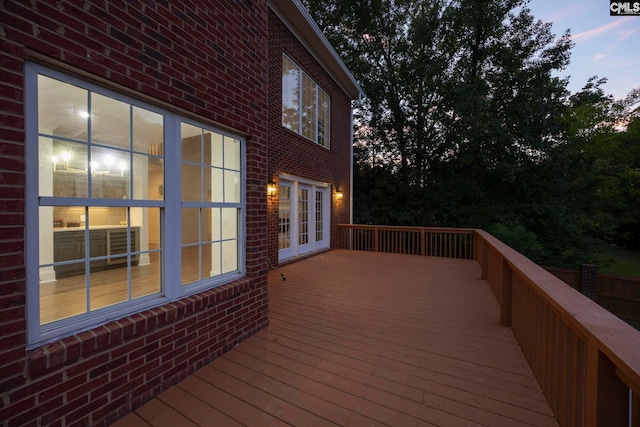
[561,79,640,250]
[302,0,639,266]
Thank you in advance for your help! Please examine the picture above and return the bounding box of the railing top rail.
[337,224,476,233]
[475,229,640,394]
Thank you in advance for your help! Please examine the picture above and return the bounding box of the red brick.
[66,353,109,379]
[0,0,341,425]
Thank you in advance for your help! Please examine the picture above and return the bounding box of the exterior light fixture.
[336,189,344,200]
[267,180,277,196]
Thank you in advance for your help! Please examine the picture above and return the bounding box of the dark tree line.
[302,0,640,267]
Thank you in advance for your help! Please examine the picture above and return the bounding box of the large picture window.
[281,54,330,148]
[25,63,245,346]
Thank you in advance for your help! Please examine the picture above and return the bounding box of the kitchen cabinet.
[54,230,106,278]
[54,227,138,279]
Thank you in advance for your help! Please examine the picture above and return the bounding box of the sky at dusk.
[527,0,640,100]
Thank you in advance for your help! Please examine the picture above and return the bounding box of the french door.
[278,177,329,261]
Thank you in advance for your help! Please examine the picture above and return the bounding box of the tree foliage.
[301,0,640,267]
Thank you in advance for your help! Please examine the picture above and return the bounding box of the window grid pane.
[180,123,242,286]
[282,56,299,132]
[317,89,330,148]
[301,74,316,141]
[281,55,330,147]
[37,73,163,327]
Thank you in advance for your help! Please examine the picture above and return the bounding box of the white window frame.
[281,54,331,148]
[24,63,246,347]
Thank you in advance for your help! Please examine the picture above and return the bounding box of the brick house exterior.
[267,6,356,265]
[0,1,361,426]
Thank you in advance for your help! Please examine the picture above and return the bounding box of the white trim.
[349,103,355,225]
[25,61,41,345]
[278,174,330,262]
[279,173,330,188]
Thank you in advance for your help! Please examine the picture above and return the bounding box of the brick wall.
[0,1,270,425]
[266,9,353,264]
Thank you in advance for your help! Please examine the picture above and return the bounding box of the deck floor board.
[112,250,558,426]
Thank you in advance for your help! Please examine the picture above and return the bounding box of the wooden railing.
[337,224,475,259]
[337,224,640,426]
[544,266,640,324]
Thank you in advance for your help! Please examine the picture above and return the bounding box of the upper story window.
[25,63,245,347]
[282,54,330,148]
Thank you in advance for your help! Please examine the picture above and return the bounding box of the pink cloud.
[571,19,627,42]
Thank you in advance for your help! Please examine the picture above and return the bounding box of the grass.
[596,248,640,278]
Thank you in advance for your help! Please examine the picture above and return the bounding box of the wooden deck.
[113,250,558,426]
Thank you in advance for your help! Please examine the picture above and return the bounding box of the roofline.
[268,0,364,100]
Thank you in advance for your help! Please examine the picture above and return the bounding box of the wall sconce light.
[267,180,277,196]
[336,189,344,200]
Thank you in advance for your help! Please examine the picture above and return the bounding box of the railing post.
[481,241,488,280]
[584,341,630,426]
[374,226,379,252]
[500,259,512,326]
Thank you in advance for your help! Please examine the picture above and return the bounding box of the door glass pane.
[279,186,291,250]
[316,191,323,242]
[299,189,309,245]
